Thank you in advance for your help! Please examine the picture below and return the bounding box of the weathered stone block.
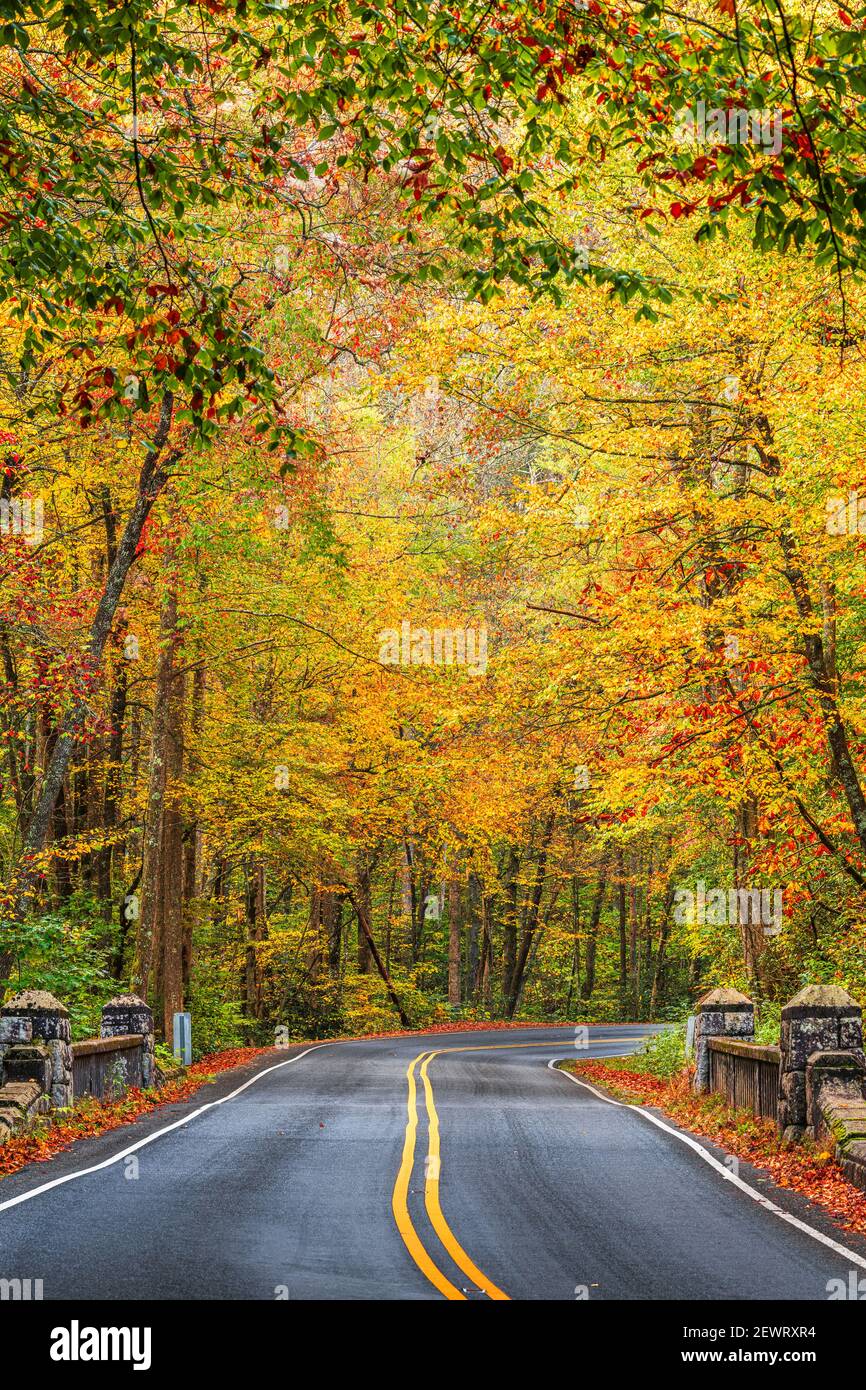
[698,1009,725,1036]
[0,1073,49,1140]
[141,1044,155,1089]
[782,1126,805,1143]
[783,983,862,1018]
[808,1054,866,1135]
[809,1048,866,1072]
[728,1013,756,1036]
[782,1067,806,1112]
[0,1017,32,1045]
[49,1081,72,1109]
[779,985,864,1139]
[1,990,70,1043]
[100,996,155,1093]
[47,1039,72,1085]
[2,1046,50,1092]
[788,1018,840,1070]
[101,994,153,1039]
[0,1081,42,1113]
[838,1140,866,1193]
[826,1106,866,1146]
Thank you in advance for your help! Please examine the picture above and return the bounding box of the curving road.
[1,1024,865,1300]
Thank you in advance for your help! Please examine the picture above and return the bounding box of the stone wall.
[778,984,864,1140]
[0,990,159,1146]
[801,1043,866,1192]
[695,980,866,1203]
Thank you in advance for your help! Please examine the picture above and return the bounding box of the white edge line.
[0,1044,331,1214]
[549,1057,866,1274]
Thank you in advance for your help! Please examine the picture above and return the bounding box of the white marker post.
[173,1011,192,1066]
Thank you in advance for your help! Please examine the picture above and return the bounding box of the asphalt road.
[1,1023,865,1301]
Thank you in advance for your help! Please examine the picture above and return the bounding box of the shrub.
[3,897,117,1039]
[632,1023,687,1078]
[185,967,250,1059]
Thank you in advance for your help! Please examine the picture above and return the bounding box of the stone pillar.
[779,984,863,1140]
[806,1051,866,1138]
[692,987,755,1092]
[101,995,155,1088]
[0,990,72,1108]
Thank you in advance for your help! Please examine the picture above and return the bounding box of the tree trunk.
[160,680,185,1044]
[448,875,461,1007]
[579,861,609,1002]
[507,812,556,1018]
[501,846,519,1004]
[355,854,372,973]
[135,583,186,1044]
[734,797,764,991]
[565,873,581,1015]
[649,883,676,1019]
[617,848,627,1008]
[629,868,640,1017]
[244,860,267,1022]
[778,523,866,870]
[349,887,410,1027]
[95,655,128,920]
[476,891,493,1006]
[181,660,206,991]
[0,394,176,987]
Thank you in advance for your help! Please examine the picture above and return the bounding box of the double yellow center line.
[391,1047,509,1300]
[391,1037,634,1299]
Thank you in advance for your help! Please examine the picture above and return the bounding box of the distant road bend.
[1,1024,866,1300]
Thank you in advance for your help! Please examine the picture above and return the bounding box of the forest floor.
[561,1057,866,1239]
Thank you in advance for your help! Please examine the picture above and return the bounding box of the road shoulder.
[552,1057,866,1263]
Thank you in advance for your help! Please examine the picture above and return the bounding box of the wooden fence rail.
[707,1037,780,1120]
[71,1033,145,1101]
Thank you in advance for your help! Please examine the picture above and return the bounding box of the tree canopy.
[1,0,865,1048]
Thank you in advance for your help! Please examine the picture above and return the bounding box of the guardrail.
[707,1037,780,1119]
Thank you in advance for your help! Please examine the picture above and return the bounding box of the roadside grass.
[560,1056,866,1239]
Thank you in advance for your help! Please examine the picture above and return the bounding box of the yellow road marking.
[418,1053,510,1300]
[419,1037,631,1055]
[392,1034,645,1299]
[391,1052,466,1300]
